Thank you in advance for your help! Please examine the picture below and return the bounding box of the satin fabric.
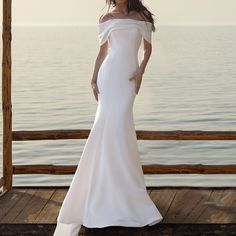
[53,18,163,236]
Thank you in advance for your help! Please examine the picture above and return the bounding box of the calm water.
[0,25,236,187]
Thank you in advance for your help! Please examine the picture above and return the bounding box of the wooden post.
[2,0,12,191]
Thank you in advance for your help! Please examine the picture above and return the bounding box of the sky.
[1,0,236,26]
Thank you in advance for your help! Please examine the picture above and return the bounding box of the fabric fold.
[98,19,153,46]
[139,22,152,44]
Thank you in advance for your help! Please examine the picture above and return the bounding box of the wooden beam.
[12,130,236,141]
[13,164,236,175]
[0,177,5,188]
[2,0,13,191]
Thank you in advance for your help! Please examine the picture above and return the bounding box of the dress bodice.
[98,18,153,47]
[97,18,153,76]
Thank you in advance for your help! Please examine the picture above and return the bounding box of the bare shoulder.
[99,13,113,24]
[131,10,150,22]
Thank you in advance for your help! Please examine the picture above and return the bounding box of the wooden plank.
[2,0,13,191]
[0,177,5,188]
[12,130,236,141]
[81,223,236,235]
[0,224,56,235]
[203,189,236,223]
[169,188,213,223]
[0,188,27,221]
[35,188,67,223]
[182,189,212,223]
[0,223,236,236]
[13,164,236,175]
[150,188,176,219]
[13,188,55,223]
[1,188,39,223]
[0,187,235,225]
[195,189,226,223]
[162,188,190,223]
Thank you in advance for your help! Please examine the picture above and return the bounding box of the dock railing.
[1,0,236,196]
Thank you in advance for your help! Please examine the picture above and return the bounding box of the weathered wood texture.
[12,164,236,175]
[12,130,236,141]
[0,187,235,225]
[0,223,235,236]
[0,177,5,188]
[2,0,12,191]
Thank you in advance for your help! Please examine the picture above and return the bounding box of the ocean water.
[0,25,235,187]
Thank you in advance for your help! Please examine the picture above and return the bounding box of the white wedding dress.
[53,18,163,236]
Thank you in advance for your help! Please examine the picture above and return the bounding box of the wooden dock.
[0,186,235,235]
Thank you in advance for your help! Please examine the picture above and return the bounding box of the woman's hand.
[129,67,145,94]
[91,81,99,102]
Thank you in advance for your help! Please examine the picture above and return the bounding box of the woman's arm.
[139,39,152,74]
[91,41,108,101]
[129,39,152,94]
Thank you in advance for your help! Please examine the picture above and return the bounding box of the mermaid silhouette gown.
[53,18,163,236]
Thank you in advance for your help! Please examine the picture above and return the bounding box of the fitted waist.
[101,53,139,76]
[108,49,138,62]
[105,54,138,70]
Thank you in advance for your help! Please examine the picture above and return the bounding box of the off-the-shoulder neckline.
[99,18,152,26]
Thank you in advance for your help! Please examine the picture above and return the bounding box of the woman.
[53,0,163,235]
